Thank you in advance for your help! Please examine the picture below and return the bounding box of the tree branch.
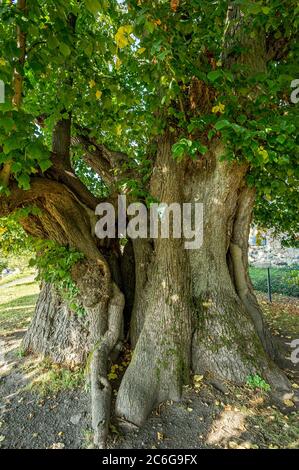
[72,126,136,187]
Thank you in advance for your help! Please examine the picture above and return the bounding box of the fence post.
[0,80,4,104]
[267,267,272,302]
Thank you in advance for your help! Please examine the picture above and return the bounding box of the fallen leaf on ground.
[51,442,65,449]
[283,399,294,407]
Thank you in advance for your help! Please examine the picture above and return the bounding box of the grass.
[0,268,36,287]
[0,281,39,335]
[249,266,299,297]
[0,274,85,396]
[25,358,85,396]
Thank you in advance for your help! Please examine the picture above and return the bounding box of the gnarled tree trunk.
[116,138,292,426]
[22,283,89,365]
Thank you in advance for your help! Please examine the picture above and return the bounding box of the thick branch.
[72,134,114,186]
[72,126,136,187]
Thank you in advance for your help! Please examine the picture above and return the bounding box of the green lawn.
[0,268,36,287]
[0,281,40,335]
[249,267,299,298]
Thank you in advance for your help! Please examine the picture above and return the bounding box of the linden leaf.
[115,25,133,49]
[212,102,225,114]
[115,57,122,70]
[116,124,122,136]
[283,399,294,407]
[170,0,180,12]
[108,373,117,380]
[194,375,204,382]
[96,90,102,100]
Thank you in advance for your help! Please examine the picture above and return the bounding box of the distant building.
[249,227,299,267]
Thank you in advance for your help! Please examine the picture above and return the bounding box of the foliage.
[246,374,271,392]
[29,240,85,315]
[0,257,7,272]
[0,211,34,256]
[0,0,298,293]
[249,266,299,298]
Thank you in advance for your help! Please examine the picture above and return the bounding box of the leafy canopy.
[0,0,298,240]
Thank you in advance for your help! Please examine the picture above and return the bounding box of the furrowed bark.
[23,283,89,365]
[117,141,291,426]
[116,135,193,426]
[73,260,124,448]
[129,238,153,347]
[229,186,278,360]
[189,148,291,397]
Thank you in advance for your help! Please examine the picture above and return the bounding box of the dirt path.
[0,291,298,449]
[0,275,36,290]
[0,328,90,449]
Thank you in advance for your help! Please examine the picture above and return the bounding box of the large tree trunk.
[116,135,193,425]
[116,138,292,426]
[22,283,89,365]
[189,146,290,396]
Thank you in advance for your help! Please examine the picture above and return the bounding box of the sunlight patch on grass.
[25,358,85,396]
[0,280,40,335]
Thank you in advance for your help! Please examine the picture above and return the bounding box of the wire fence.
[249,265,299,300]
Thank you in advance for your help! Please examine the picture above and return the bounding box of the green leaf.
[0,117,15,132]
[26,141,49,160]
[18,173,31,190]
[277,135,286,145]
[3,136,23,154]
[85,0,101,16]
[59,43,71,57]
[207,70,222,83]
[262,6,270,15]
[39,159,52,172]
[11,161,22,173]
[215,119,231,130]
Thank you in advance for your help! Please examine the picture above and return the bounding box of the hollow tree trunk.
[22,283,89,365]
[116,139,292,426]
[116,135,193,426]
[129,238,153,347]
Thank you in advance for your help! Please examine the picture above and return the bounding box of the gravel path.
[0,296,298,449]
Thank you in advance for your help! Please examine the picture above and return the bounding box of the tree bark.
[72,259,124,448]
[116,140,292,426]
[22,283,90,365]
